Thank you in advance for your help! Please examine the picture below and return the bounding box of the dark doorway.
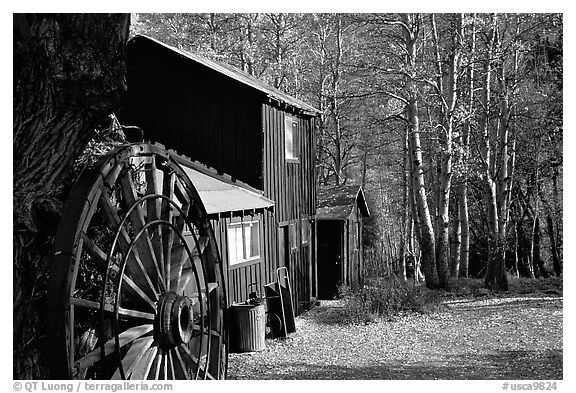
[317,220,343,299]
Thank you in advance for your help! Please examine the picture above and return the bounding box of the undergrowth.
[337,275,441,325]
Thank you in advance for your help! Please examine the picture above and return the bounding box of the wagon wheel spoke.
[71,298,155,322]
[177,236,210,294]
[99,190,159,301]
[145,156,165,280]
[161,171,176,289]
[119,172,165,293]
[166,350,175,380]
[170,348,190,379]
[111,336,155,380]
[75,324,153,372]
[130,345,158,380]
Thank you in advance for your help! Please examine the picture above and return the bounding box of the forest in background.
[132,13,563,290]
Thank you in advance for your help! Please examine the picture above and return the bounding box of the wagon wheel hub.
[155,292,194,349]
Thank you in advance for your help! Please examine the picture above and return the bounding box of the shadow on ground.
[228,349,562,380]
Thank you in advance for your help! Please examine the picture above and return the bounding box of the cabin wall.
[261,105,316,314]
[119,40,264,189]
[119,39,318,316]
[209,214,267,306]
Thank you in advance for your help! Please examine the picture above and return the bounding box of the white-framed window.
[284,115,299,161]
[228,221,260,265]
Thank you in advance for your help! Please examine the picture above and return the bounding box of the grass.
[337,275,441,325]
[336,274,562,325]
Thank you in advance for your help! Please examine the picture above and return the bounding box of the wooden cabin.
[316,185,370,299]
[118,35,320,315]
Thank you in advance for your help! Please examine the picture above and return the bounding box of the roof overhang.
[178,161,275,218]
[316,185,371,220]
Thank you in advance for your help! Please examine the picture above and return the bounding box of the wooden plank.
[70,298,154,321]
[131,345,158,380]
[111,336,154,379]
[75,324,154,371]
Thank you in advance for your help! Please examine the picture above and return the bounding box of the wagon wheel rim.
[48,143,228,380]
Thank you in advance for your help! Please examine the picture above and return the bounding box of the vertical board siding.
[120,38,318,317]
[261,104,317,315]
[121,39,264,190]
[210,215,265,306]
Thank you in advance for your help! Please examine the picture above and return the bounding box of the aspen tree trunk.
[332,15,344,185]
[512,219,520,278]
[482,15,508,291]
[13,13,130,379]
[451,203,462,277]
[402,13,440,288]
[458,14,476,279]
[430,14,462,286]
[546,215,562,276]
[398,135,410,281]
[407,129,421,284]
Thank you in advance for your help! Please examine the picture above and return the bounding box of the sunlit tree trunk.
[430,14,462,286]
[402,13,440,288]
[458,14,476,279]
[450,203,462,277]
[482,14,508,291]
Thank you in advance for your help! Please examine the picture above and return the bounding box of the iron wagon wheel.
[48,143,228,380]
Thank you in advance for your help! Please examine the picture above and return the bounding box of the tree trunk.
[512,220,520,278]
[430,14,461,287]
[456,16,475,280]
[481,15,508,291]
[450,202,462,277]
[533,216,548,278]
[402,13,440,289]
[546,214,562,276]
[13,13,130,379]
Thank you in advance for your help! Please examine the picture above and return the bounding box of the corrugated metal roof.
[180,164,275,216]
[132,35,320,116]
[316,185,370,220]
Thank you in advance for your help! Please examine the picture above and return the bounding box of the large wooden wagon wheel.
[48,143,228,380]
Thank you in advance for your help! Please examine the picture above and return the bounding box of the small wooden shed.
[118,35,320,314]
[316,185,370,299]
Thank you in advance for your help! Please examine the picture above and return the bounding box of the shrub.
[338,275,440,325]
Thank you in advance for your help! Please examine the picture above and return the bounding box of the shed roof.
[131,35,320,116]
[316,185,370,220]
[175,155,275,216]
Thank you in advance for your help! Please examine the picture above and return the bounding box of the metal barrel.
[229,304,266,352]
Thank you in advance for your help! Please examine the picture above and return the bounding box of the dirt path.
[227,294,563,380]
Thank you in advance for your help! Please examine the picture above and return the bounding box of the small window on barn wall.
[228,220,261,265]
[284,115,299,161]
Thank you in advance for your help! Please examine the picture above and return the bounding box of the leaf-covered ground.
[227,282,562,380]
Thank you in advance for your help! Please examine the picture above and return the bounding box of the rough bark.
[13,13,130,379]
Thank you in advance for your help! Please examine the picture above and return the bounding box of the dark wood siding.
[210,215,267,306]
[118,37,318,317]
[261,104,316,314]
[119,39,264,189]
